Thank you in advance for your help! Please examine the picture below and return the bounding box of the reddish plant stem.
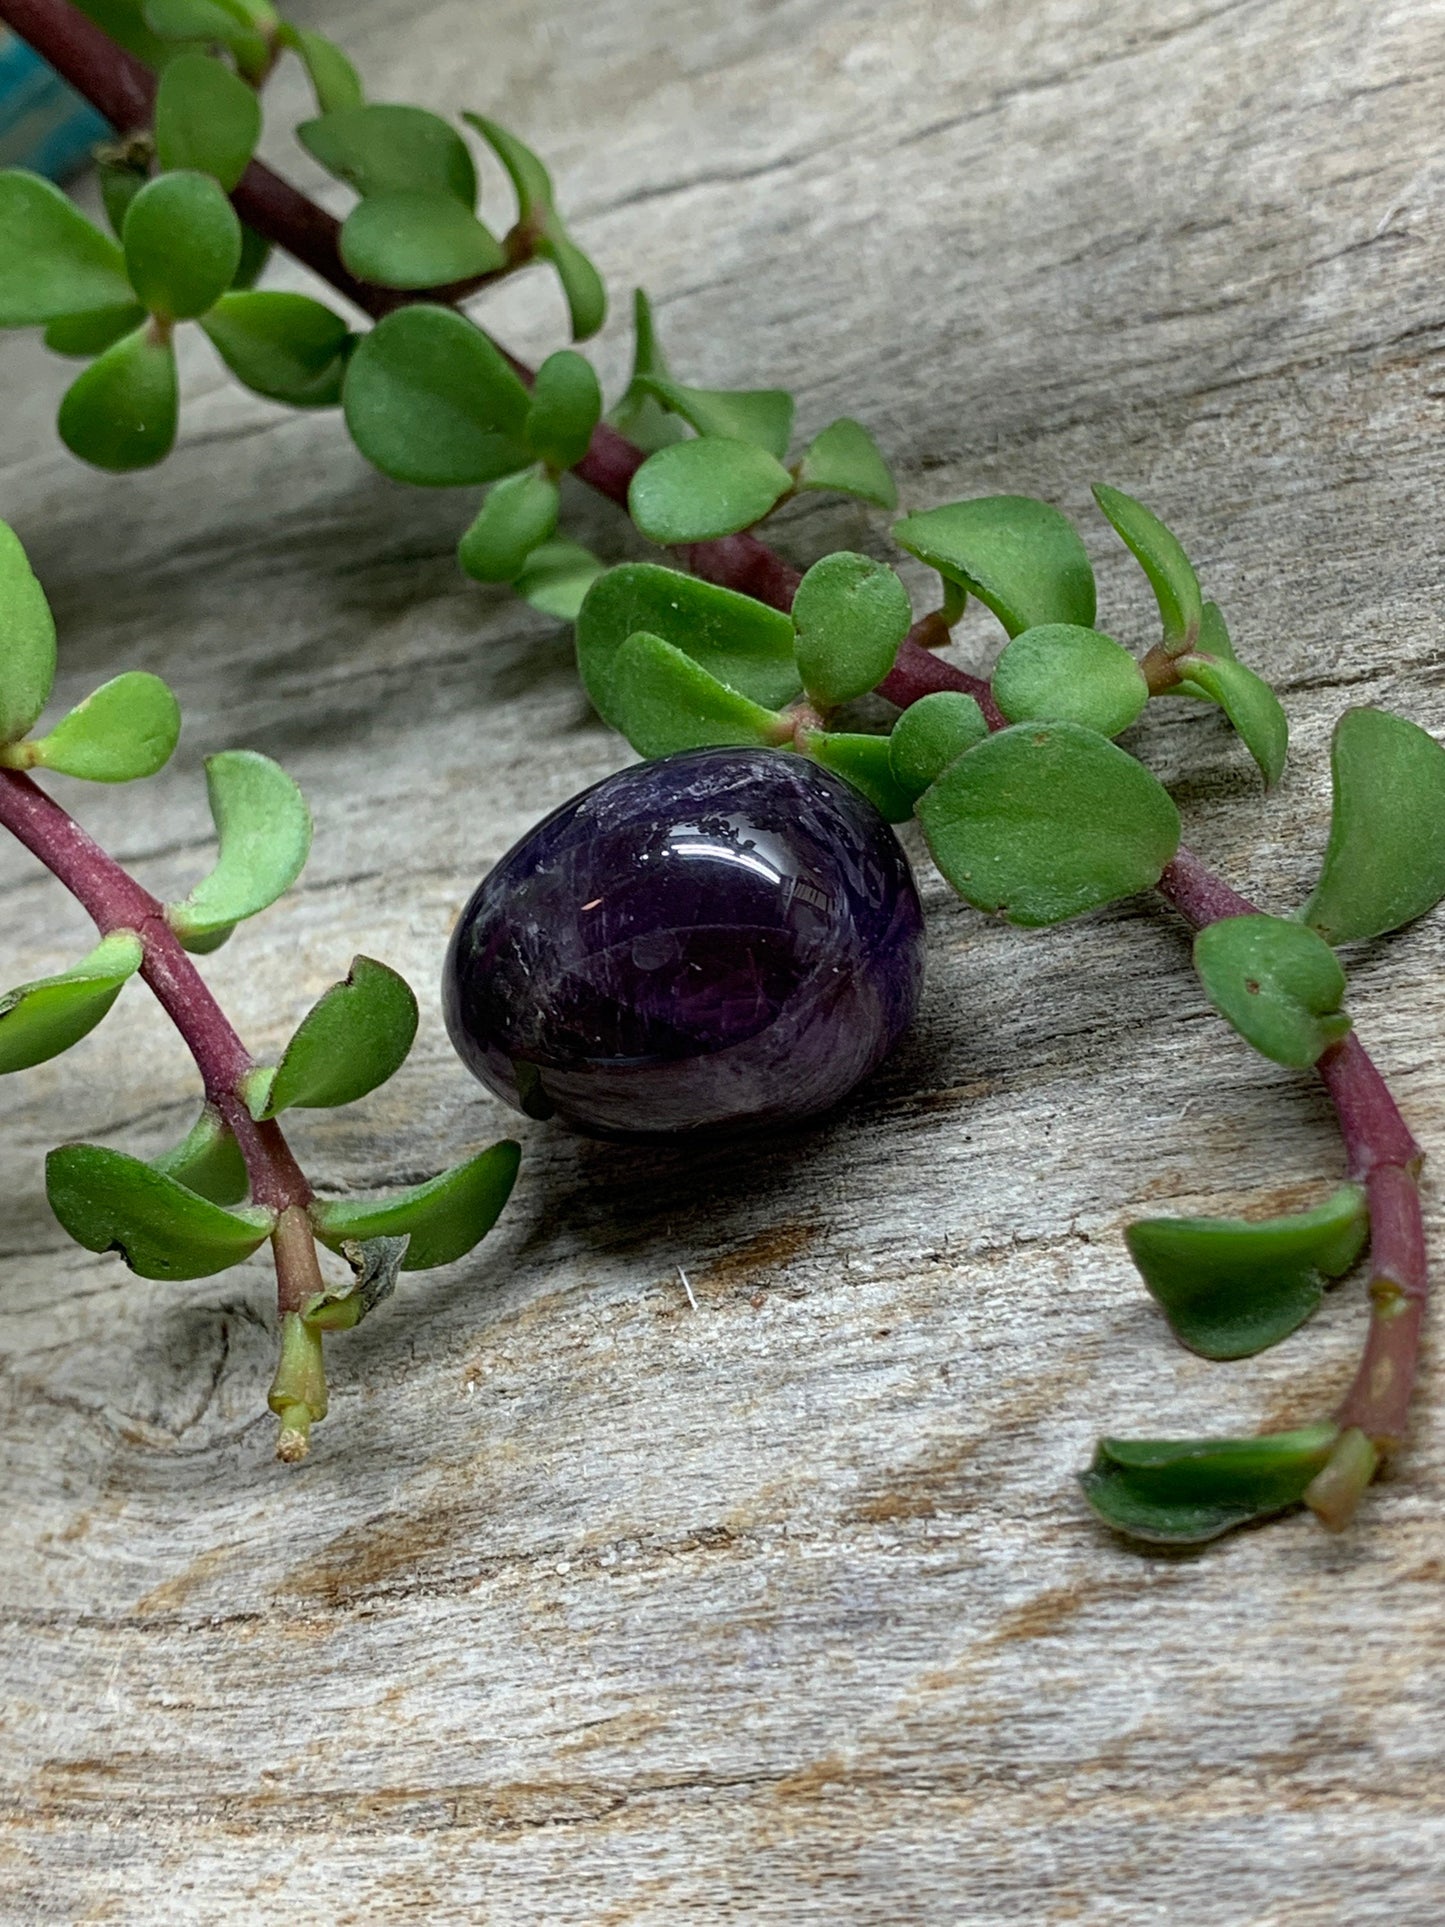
[5,0,1429,1504]
[1156,853,1427,1472]
[0,767,308,1213]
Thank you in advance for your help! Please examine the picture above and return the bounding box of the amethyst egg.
[443,747,925,1136]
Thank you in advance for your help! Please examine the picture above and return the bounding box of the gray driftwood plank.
[2,0,1443,1919]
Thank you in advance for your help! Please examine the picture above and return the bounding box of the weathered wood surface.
[3,0,1444,1918]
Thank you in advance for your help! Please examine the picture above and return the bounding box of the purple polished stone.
[443,747,925,1136]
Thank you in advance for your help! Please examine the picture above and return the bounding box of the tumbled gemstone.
[443,747,926,1136]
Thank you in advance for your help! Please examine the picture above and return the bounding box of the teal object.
[0,32,108,182]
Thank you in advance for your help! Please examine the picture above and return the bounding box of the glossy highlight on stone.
[443,747,926,1135]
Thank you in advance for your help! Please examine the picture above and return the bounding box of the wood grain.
[2,1,1443,1919]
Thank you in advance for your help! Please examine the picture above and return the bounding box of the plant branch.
[0,766,307,1213]
[2,0,1428,1515]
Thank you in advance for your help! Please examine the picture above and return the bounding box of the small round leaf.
[628,437,792,545]
[47,1141,274,1280]
[201,291,352,407]
[280,26,363,114]
[458,469,561,583]
[888,691,988,798]
[792,551,912,708]
[43,302,147,359]
[154,51,261,191]
[298,103,476,205]
[29,672,182,782]
[513,540,605,622]
[576,563,800,727]
[637,375,794,459]
[1193,913,1350,1068]
[310,1139,522,1271]
[894,495,1096,637]
[0,169,134,326]
[123,171,242,320]
[57,324,178,472]
[250,956,419,1118]
[339,191,505,289]
[803,730,915,823]
[166,749,312,946]
[1081,1426,1338,1545]
[343,304,532,486]
[538,225,607,342]
[526,350,602,470]
[916,720,1180,926]
[1127,1185,1368,1360]
[1093,483,1202,654]
[1177,652,1287,787]
[0,931,143,1075]
[609,631,787,758]
[796,417,897,509]
[992,623,1148,737]
[0,518,57,745]
[1302,707,1445,945]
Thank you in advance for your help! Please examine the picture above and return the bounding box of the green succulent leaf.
[894,496,1096,638]
[1193,914,1350,1068]
[803,730,915,822]
[142,0,270,67]
[537,225,607,343]
[916,720,1181,926]
[167,749,312,948]
[888,690,989,799]
[231,224,271,289]
[636,375,794,460]
[629,437,793,545]
[279,25,364,114]
[298,103,476,205]
[201,290,352,406]
[0,931,143,1075]
[1176,652,1287,788]
[19,671,181,783]
[74,0,173,67]
[1081,1425,1339,1544]
[123,171,242,321]
[457,468,561,584]
[0,519,57,745]
[245,956,419,1120]
[992,624,1147,738]
[525,349,602,470]
[1302,707,1445,945]
[98,158,147,241]
[151,1105,249,1205]
[576,562,800,728]
[153,51,261,191]
[1092,483,1202,655]
[339,191,506,289]
[791,551,911,708]
[609,289,685,452]
[311,1139,521,1271]
[0,170,134,326]
[43,302,147,358]
[610,632,788,758]
[461,113,605,339]
[343,304,532,486]
[1128,1185,1368,1361]
[796,417,897,509]
[47,1142,274,1279]
[57,324,178,472]
[1175,599,1238,698]
[513,540,605,622]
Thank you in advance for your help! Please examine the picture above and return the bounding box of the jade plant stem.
[0,0,1428,1526]
[0,767,323,1314]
